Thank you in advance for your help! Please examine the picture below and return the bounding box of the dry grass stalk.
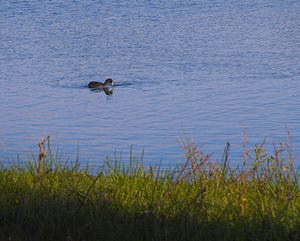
[37,136,48,178]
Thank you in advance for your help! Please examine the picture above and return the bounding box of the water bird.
[88,78,114,89]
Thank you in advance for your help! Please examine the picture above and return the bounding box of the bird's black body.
[88,78,114,88]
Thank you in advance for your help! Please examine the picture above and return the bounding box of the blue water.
[1,0,300,167]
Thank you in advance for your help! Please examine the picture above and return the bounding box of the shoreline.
[0,138,299,241]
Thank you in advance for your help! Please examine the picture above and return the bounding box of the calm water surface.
[1,0,300,166]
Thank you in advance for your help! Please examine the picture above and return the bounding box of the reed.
[0,137,299,241]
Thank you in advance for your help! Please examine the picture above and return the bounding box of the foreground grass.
[0,138,300,241]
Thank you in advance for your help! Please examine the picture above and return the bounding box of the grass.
[0,136,299,241]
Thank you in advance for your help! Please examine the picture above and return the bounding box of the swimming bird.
[88,78,114,89]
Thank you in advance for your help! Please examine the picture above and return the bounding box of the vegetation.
[0,136,299,241]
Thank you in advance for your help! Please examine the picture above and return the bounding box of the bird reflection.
[90,87,113,96]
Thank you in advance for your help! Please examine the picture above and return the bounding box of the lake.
[1,0,300,167]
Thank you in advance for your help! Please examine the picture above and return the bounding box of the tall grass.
[0,137,299,241]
